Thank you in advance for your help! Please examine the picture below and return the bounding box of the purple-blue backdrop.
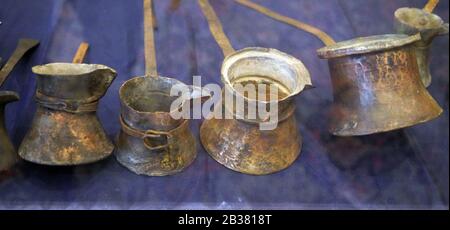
[0,0,448,209]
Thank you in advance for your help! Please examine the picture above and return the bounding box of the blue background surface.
[0,0,448,209]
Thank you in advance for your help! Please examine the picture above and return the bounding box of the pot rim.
[119,75,187,117]
[395,7,445,31]
[32,63,116,76]
[317,34,421,59]
[221,47,312,104]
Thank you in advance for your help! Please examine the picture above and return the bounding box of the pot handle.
[144,0,158,77]
[423,0,439,13]
[0,39,39,87]
[198,0,236,57]
[72,42,89,63]
[234,0,336,46]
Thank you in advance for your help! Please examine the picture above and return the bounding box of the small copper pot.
[394,7,449,87]
[317,34,442,136]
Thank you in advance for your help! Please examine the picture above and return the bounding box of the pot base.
[200,116,301,175]
[114,130,197,176]
[18,108,114,166]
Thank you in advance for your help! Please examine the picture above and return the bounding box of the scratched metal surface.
[0,0,448,209]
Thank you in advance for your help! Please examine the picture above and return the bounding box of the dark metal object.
[18,63,117,165]
[236,0,443,136]
[0,91,19,171]
[198,0,312,175]
[0,39,40,86]
[394,7,449,87]
[317,34,443,136]
[0,38,39,172]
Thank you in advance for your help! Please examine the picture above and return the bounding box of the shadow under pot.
[115,76,200,176]
[317,34,443,136]
[19,63,117,165]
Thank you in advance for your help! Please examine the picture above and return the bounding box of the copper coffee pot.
[198,0,312,175]
[115,0,208,176]
[394,0,449,87]
[19,43,118,165]
[236,0,443,136]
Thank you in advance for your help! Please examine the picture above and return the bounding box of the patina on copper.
[115,0,208,176]
[236,0,443,136]
[19,60,117,165]
[198,0,312,175]
[0,38,39,171]
[394,0,449,87]
[317,34,442,136]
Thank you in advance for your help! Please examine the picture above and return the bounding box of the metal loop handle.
[143,131,170,151]
[198,0,235,57]
[234,0,336,46]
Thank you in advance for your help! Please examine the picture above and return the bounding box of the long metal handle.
[198,0,235,57]
[424,0,439,13]
[0,38,39,87]
[144,0,158,77]
[234,0,335,46]
[72,42,89,64]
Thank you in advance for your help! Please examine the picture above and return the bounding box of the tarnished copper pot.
[115,76,200,176]
[114,0,209,176]
[0,91,19,171]
[19,63,117,165]
[200,47,311,175]
[235,0,443,136]
[198,0,312,175]
[394,7,449,87]
[317,34,443,136]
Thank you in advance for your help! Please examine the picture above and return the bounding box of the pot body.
[19,63,117,165]
[328,46,442,136]
[0,91,19,171]
[115,76,197,176]
[201,100,301,175]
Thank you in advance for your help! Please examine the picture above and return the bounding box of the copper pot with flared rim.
[198,0,312,175]
[19,63,117,165]
[115,75,204,176]
[234,0,443,136]
[201,47,312,175]
[316,34,442,136]
[394,6,449,87]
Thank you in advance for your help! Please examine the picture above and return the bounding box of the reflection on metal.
[394,0,449,87]
[0,38,39,172]
[19,43,117,165]
[198,0,312,175]
[115,0,207,176]
[237,0,443,136]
